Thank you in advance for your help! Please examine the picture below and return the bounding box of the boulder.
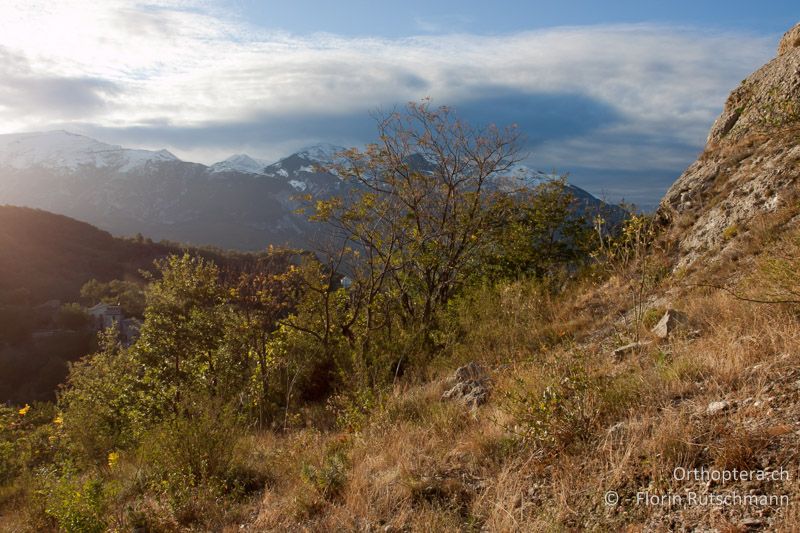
[441,362,490,409]
[651,309,688,340]
[706,400,730,416]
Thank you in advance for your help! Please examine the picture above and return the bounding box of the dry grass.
[235,229,800,531]
[6,226,799,531]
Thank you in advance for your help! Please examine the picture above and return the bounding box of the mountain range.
[0,131,622,251]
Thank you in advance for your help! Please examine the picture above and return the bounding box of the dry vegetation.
[3,206,800,532]
[3,102,799,531]
[170,213,800,530]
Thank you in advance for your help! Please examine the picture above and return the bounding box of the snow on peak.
[296,142,347,163]
[209,153,270,175]
[288,179,308,191]
[0,130,179,172]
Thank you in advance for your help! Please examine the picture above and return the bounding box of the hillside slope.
[658,23,800,268]
[0,206,284,404]
[2,27,799,533]
[0,205,181,304]
[231,24,800,531]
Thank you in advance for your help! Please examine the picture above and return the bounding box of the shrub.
[59,332,144,465]
[301,447,348,501]
[722,224,739,240]
[135,396,261,523]
[499,354,594,452]
[54,303,90,330]
[0,406,21,487]
[40,469,111,533]
[437,278,564,367]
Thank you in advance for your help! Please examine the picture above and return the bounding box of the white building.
[88,303,123,330]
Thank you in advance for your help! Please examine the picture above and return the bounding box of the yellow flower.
[108,451,120,469]
[53,415,63,425]
[18,404,30,416]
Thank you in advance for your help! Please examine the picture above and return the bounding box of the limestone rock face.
[441,362,490,409]
[658,23,800,267]
[651,309,687,340]
[778,23,800,57]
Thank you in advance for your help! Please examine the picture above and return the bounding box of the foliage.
[54,302,90,330]
[482,177,596,280]
[0,406,23,487]
[1,102,646,530]
[500,354,593,451]
[300,438,350,500]
[436,277,565,367]
[134,254,232,415]
[40,469,110,533]
[0,205,274,405]
[592,211,666,339]
[310,100,523,349]
[59,329,144,465]
[136,396,256,516]
[81,279,145,318]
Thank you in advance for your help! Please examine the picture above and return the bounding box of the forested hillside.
[0,206,177,305]
[0,205,300,404]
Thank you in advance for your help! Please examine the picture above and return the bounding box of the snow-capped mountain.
[0,132,347,250]
[294,143,347,163]
[0,131,622,250]
[261,143,348,192]
[208,153,271,175]
[0,131,178,172]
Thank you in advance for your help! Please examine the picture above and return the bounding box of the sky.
[0,1,797,207]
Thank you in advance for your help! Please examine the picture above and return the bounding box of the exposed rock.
[449,361,486,384]
[778,23,800,56]
[658,22,800,268]
[706,400,730,416]
[612,341,651,360]
[441,362,490,409]
[651,309,688,339]
[607,421,626,438]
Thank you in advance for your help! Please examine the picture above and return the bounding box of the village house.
[87,302,142,346]
[87,302,123,330]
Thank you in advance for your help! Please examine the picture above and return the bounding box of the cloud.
[454,89,622,145]
[0,47,120,120]
[0,0,778,203]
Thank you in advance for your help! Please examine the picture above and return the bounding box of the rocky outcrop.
[441,362,490,409]
[778,23,800,57]
[650,309,688,340]
[658,23,800,267]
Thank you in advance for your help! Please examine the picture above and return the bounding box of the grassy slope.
[3,204,799,531]
[234,206,800,531]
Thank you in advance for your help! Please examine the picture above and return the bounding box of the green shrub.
[722,224,739,240]
[300,438,350,500]
[54,303,90,330]
[40,470,111,533]
[499,352,642,453]
[135,396,261,523]
[500,355,593,451]
[59,333,144,466]
[0,441,16,487]
[641,306,666,330]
